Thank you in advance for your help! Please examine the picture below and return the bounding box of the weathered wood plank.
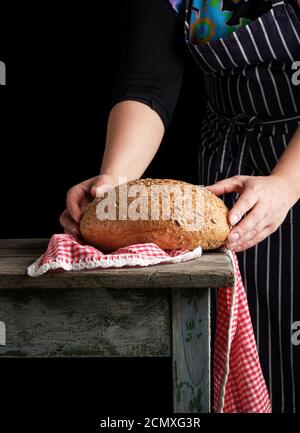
[0,239,49,249]
[172,288,211,413]
[0,249,46,257]
[0,254,234,290]
[0,288,171,357]
[0,239,234,290]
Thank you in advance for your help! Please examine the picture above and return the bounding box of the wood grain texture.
[0,288,171,357]
[0,239,49,249]
[172,288,210,413]
[0,239,234,290]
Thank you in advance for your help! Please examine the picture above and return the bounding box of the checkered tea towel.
[27,234,271,413]
[214,251,272,413]
[27,234,203,275]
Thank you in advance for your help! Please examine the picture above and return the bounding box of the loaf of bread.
[80,178,230,251]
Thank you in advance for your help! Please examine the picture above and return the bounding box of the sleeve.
[109,0,185,130]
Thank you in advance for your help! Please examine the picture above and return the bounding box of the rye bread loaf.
[80,178,231,251]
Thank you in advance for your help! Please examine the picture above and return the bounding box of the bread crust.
[80,178,231,251]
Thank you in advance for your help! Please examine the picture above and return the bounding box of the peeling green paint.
[186,318,195,330]
[174,361,181,402]
[189,387,203,413]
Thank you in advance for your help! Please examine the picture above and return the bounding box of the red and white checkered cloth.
[27,234,271,413]
[214,252,272,413]
[27,234,203,275]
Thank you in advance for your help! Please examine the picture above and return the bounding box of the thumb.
[90,183,114,198]
[90,174,121,197]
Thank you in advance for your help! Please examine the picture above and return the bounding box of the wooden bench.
[0,238,234,413]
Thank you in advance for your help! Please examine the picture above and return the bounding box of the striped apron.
[183,0,300,412]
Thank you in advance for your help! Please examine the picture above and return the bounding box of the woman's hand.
[59,174,121,236]
[206,174,299,252]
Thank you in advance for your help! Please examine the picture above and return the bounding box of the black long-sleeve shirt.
[109,0,185,130]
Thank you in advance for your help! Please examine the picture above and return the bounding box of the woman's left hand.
[206,174,298,252]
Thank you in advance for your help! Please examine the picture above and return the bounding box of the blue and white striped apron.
[183,0,300,412]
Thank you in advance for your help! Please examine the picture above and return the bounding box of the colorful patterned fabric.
[168,0,299,44]
[189,0,242,44]
[168,0,258,43]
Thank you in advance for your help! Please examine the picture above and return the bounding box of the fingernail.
[95,184,114,197]
[228,232,239,242]
[73,215,80,224]
[230,214,240,225]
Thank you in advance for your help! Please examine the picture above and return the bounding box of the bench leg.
[172,287,211,413]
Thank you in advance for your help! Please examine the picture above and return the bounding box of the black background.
[0,1,205,239]
[0,1,206,425]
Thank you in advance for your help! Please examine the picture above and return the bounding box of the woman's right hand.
[60,99,165,236]
[59,174,121,236]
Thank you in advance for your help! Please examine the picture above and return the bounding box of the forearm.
[272,126,300,203]
[100,100,164,181]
